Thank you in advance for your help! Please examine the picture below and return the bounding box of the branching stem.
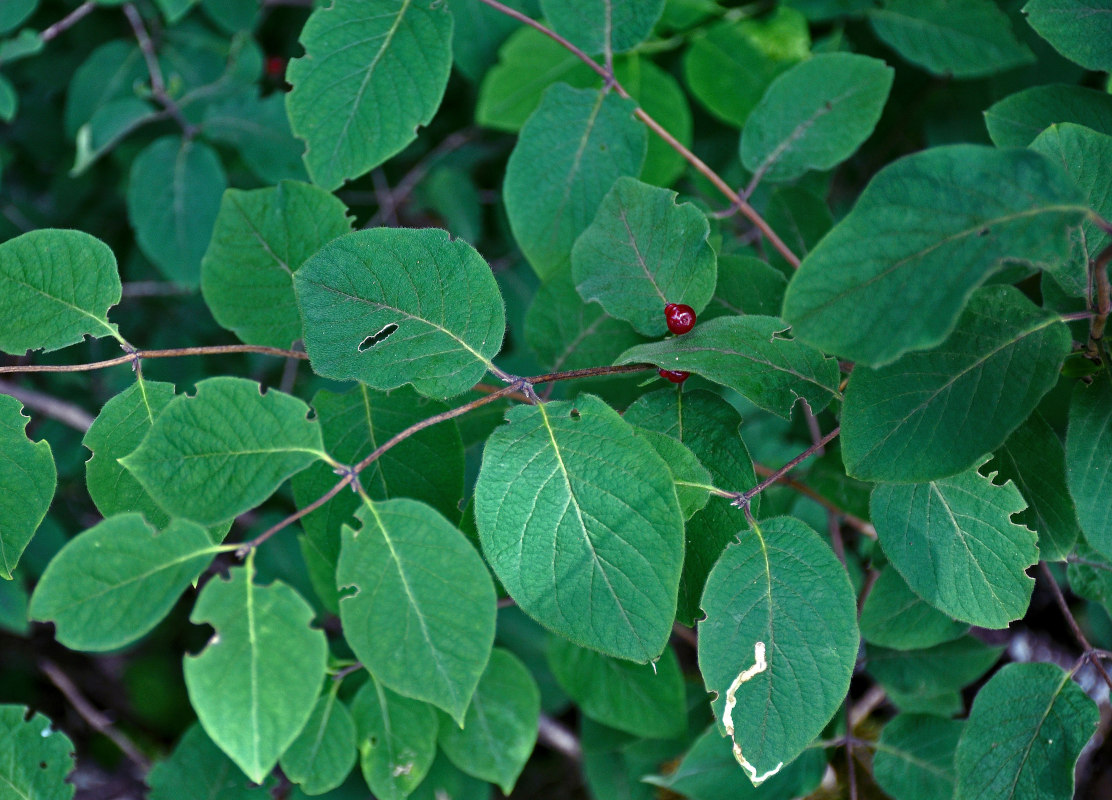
[0,344,309,375]
[1040,561,1112,692]
[734,426,841,510]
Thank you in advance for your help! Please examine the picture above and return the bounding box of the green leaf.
[84,379,176,529]
[0,0,36,35]
[410,751,492,800]
[984,411,1081,561]
[475,395,684,663]
[0,72,16,121]
[867,0,1034,78]
[148,723,274,800]
[201,181,352,348]
[740,53,893,183]
[64,40,146,138]
[572,177,717,336]
[0,229,121,355]
[28,514,215,652]
[0,576,29,635]
[121,377,325,526]
[873,714,962,800]
[623,388,759,625]
[127,135,227,287]
[617,57,692,188]
[71,98,159,176]
[859,567,969,650]
[704,255,788,319]
[475,27,598,132]
[539,0,664,54]
[437,648,539,793]
[637,428,712,518]
[548,638,685,739]
[338,498,496,724]
[871,464,1037,628]
[682,8,810,128]
[615,316,840,418]
[985,84,1112,147]
[184,565,328,784]
[286,0,453,189]
[524,268,647,371]
[1031,123,1112,298]
[504,84,646,280]
[0,394,55,579]
[865,637,1002,706]
[644,727,827,800]
[782,145,1085,366]
[1024,0,1112,72]
[154,0,198,24]
[764,186,833,274]
[1067,541,1112,614]
[351,680,438,800]
[1066,367,1112,557]
[0,706,75,800]
[201,93,308,184]
[279,690,357,796]
[293,227,506,400]
[954,662,1098,800]
[450,0,531,83]
[698,516,858,784]
[841,286,1071,482]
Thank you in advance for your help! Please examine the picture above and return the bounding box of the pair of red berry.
[659,303,695,384]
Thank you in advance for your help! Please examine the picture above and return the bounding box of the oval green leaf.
[0,394,56,579]
[0,229,121,355]
[286,0,453,189]
[539,0,664,54]
[841,286,1071,482]
[294,227,506,400]
[28,514,216,652]
[279,690,357,795]
[871,464,1038,628]
[338,498,496,724]
[0,706,75,800]
[572,176,717,336]
[1024,0,1112,72]
[873,714,963,800]
[859,567,968,651]
[351,680,438,800]
[698,516,859,784]
[184,566,328,784]
[504,84,646,280]
[475,395,684,663]
[1066,367,1112,558]
[782,145,1085,366]
[120,377,325,526]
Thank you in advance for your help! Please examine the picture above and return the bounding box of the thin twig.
[527,363,653,384]
[40,661,150,770]
[474,0,801,268]
[367,129,475,227]
[120,281,195,298]
[1040,561,1112,691]
[239,473,354,554]
[40,1,96,42]
[122,4,198,137]
[0,344,309,375]
[1088,241,1111,359]
[737,427,841,508]
[0,380,94,431]
[751,464,876,538]
[538,714,581,761]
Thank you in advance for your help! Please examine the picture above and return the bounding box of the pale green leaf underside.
[0,394,55,580]
[121,377,324,526]
[84,379,176,530]
[127,135,227,287]
[698,516,859,780]
[868,0,1034,78]
[504,83,646,280]
[294,227,506,400]
[0,706,76,800]
[351,680,438,800]
[841,285,1071,482]
[338,498,496,724]
[1066,368,1112,558]
[286,0,452,189]
[616,315,840,418]
[871,464,1037,628]
[437,648,540,793]
[782,145,1085,366]
[0,228,121,355]
[28,514,215,652]
[572,176,717,336]
[201,180,353,348]
[740,53,894,183]
[475,395,684,663]
[184,566,328,784]
[955,663,1098,800]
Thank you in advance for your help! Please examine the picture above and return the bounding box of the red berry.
[664,303,696,335]
[659,369,690,384]
[265,56,287,79]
